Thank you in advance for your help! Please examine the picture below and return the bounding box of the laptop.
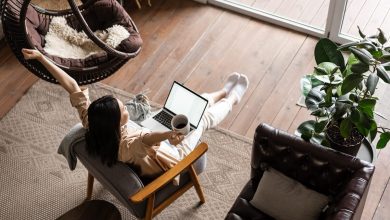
[141,81,208,132]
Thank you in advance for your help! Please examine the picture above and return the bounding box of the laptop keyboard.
[153,111,173,129]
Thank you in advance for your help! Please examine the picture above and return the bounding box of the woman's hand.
[167,131,185,146]
[21,48,43,60]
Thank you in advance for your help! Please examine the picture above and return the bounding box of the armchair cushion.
[250,167,330,220]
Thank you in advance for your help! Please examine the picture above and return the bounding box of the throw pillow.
[250,167,330,220]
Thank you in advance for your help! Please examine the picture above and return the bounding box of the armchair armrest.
[130,142,208,203]
[325,165,375,220]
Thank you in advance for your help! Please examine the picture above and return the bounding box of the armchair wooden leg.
[189,165,205,204]
[86,172,94,201]
[145,194,155,220]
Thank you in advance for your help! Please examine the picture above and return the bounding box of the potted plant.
[298,27,390,155]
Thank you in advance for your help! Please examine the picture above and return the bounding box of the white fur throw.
[43,17,130,59]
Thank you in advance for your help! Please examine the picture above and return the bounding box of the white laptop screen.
[164,82,208,127]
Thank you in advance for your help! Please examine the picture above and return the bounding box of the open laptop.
[141,81,208,132]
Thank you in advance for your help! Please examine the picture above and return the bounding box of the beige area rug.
[0,80,252,220]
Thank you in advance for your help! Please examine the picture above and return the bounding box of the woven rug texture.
[0,80,252,220]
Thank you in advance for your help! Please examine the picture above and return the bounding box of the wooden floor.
[238,0,390,38]
[0,0,389,219]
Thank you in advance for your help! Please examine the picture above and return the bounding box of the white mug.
[171,114,190,135]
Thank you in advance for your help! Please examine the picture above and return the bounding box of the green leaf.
[324,87,332,105]
[349,47,374,65]
[314,66,329,75]
[358,26,366,38]
[338,41,361,51]
[334,101,350,119]
[359,98,377,110]
[297,120,316,141]
[300,76,312,97]
[311,133,327,145]
[351,62,369,74]
[378,28,387,45]
[305,88,326,111]
[314,75,331,84]
[358,81,364,91]
[366,73,379,95]
[340,118,353,138]
[338,40,377,51]
[355,116,370,136]
[377,132,390,149]
[371,50,383,59]
[314,120,328,133]
[376,65,390,83]
[380,54,390,62]
[351,108,361,123]
[311,108,326,117]
[381,62,390,71]
[369,120,377,142]
[358,99,376,119]
[341,74,364,94]
[315,38,346,71]
[349,93,360,102]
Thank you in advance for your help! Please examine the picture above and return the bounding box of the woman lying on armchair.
[21,48,249,181]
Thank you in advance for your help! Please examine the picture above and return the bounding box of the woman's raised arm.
[21,48,81,94]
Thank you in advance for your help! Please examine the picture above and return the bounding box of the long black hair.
[85,95,121,167]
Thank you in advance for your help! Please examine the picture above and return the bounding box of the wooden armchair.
[61,124,208,220]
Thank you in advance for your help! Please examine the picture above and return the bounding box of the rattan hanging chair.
[1,0,142,85]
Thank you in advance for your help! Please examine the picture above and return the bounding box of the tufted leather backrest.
[251,123,375,220]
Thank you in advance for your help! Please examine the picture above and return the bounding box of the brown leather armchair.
[226,123,375,220]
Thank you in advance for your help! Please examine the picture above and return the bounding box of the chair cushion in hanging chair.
[25,0,142,68]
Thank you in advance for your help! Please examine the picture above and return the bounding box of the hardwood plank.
[0,72,38,119]
[362,0,390,35]
[287,107,311,134]
[362,145,390,219]
[379,10,390,35]
[227,31,307,136]
[187,25,290,134]
[253,0,284,13]
[147,11,250,102]
[102,0,186,88]
[152,17,273,103]
[362,82,390,219]
[372,173,390,220]
[309,0,329,29]
[123,4,221,96]
[244,37,317,137]
[0,46,12,66]
[193,24,293,132]
[340,0,367,35]
[270,55,316,132]
[125,0,166,28]
[297,0,326,26]
[0,52,31,87]
[274,0,311,21]
[347,0,381,36]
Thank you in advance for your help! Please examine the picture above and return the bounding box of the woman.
[21,48,249,180]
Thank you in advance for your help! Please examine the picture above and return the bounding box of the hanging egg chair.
[1,0,142,85]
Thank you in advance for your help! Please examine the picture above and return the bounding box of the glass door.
[340,0,390,40]
[206,0,390,44]
[208,0,331,38]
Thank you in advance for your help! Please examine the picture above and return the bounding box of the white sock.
[228,74,249,104]
[223,72,240,94]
